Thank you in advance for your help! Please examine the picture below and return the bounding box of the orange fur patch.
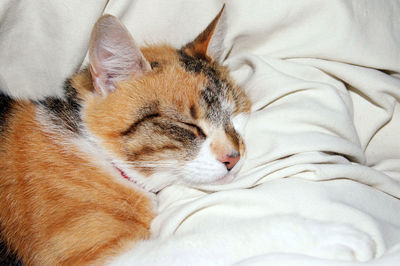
[0,103,154,265]
[0,8,250,265]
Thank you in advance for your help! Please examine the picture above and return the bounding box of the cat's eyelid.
[182,121,207,138]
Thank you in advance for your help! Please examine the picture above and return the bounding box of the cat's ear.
[183,4,227,62]
[89,15,151,96]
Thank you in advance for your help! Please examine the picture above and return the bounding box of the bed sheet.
[1,0,400,265]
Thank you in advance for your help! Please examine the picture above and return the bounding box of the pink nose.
[218,153,240,171]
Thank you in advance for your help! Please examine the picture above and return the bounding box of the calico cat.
[0,6,250,266]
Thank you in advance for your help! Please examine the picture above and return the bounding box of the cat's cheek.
[182,139,228,184]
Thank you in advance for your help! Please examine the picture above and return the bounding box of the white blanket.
[1,0,400,265]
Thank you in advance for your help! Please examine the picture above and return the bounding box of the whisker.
[114,160,179,170]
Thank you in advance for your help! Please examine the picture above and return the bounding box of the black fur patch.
[189,105,197,119]
[178,50,231,124]
[0,241,22,266]
[178,50,227,88]
[0,92,14,134]
[178,50,205,74]
[37,79,82,134]
[152,120,197,145]
[122,113,160,136]
[150,61,160,69]
[201,85,222,122]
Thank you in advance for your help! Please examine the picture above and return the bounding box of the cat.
[0,5,251,266]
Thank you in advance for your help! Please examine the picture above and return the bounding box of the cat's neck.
[33,73,158,193]
[70,126,152,191]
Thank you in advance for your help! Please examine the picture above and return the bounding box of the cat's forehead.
[140,45,238,125]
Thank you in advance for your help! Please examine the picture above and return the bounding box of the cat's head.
[74,6,250,192]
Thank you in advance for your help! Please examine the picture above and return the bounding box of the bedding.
[1,0,400,265]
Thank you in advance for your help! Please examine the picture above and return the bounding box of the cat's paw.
[308,223,376,262]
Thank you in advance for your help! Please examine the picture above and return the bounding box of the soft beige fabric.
[1,0,400,265]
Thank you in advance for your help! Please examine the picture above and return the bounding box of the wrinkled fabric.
[1,0,400,265]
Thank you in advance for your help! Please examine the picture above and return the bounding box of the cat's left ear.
[89,14,151,96]
[183,4,227,62]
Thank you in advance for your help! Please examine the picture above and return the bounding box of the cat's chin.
[110,146,246,192]
[195,152,246,187]
[183,159,244,187]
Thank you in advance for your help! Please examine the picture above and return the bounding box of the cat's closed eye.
[181,122,206,139]
[0,6,251,266]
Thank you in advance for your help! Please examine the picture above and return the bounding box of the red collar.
[114,164,130,180]
[112,163,148,192]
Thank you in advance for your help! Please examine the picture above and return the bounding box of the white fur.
[76,126,165,195]
[112,157,181,193]
[182,139,228,184]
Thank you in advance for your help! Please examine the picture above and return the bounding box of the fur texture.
[0,7,250,266]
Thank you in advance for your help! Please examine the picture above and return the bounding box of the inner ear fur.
[88,14,151,96]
